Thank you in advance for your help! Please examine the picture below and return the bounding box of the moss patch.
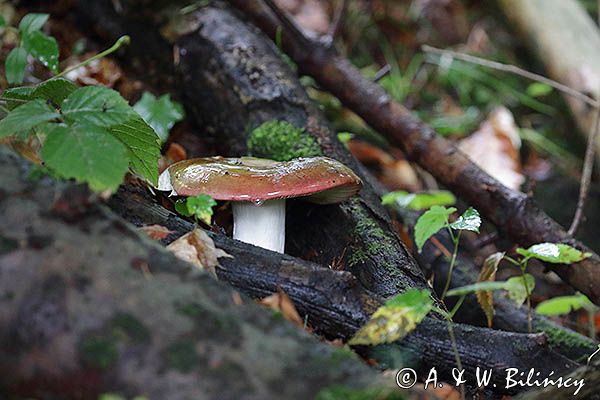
[110,312,150,343]
[164,339,199,373]
[315,384,405,400]
[80,335,119,369]
[535,318,595,362]
[247,120,322,161]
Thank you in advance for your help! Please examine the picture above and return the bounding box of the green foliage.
[133,92,185,142]
[449,207,481,232]
[349,289,432,346]
[414,206,456,252]
[526,82,553,97]
[247,120,322,161]
[175,194,217,225]
[446,274,535,306]
[316,385,404,400]
[382,190,456,210]
[22,30,59,72]
[5,47,28,85]
[536,294,594,316]
[516,243,591,264]
[0,30,162,192]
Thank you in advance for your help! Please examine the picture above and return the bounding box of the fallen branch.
[230,0,600,305]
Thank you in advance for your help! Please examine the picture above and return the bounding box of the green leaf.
[175,195,217,225]
[349,289,432,346]
[5,47,28,85]
[0,99,60,138]
[446,281,510,297]
[42,124,129,192]
[22,30,59,73]
[382,190,456,210]
[450,207,481,232]
[526,82,553,98]
[62,86,133,127]
[516,243,591,264]
[505,274,535,305]
[18,13,49,36]
[0,15,6,28]
[109,116,161,185]
[2,87,35,110]
[536,294,594,316]
[133,92,184,142]
[32,78,77,104]
[414,205,456,252]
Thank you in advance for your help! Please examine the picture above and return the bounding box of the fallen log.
[228,0,600,306]
[0,148,391,399]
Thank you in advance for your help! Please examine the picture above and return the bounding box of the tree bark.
[228,0,600,306]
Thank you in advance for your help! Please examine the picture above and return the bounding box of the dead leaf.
[166,228,232,278]
[64,55,122,87]
[159,142,188,173]
[138,224,174,241]
[259,288,305,327]
[459,107,525,191]
[275,0,330,34]
[476,252,504,327]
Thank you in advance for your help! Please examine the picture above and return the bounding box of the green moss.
[80,335,118,369]
[110,313,150,343]
[316,385,404,400]
[247,120,322,161]
[535,318,595,362]
[164,339,199,373]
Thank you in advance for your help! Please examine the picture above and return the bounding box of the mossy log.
[0,147,392,400]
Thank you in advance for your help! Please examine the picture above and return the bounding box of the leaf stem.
[520,261,533,333]
[54,35,131,79]
[441,228,461,300]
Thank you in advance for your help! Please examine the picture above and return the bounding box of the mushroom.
[157,156,362,253]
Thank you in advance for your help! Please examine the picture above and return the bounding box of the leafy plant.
[175,194,217,225]
[381,190,456,211]
[133,92,185,143]
[349,289,432,346]
[0,26,163,193]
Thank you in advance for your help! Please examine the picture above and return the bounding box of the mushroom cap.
[162,156,362,204]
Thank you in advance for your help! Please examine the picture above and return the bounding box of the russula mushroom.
[157,156,362,253]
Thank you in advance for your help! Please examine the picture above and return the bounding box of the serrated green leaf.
[62,86,133,127]
[476,252,504,327]
[32,78,77,104]
[414,205,456,252]
[5,47,28,85]
[382,190,456,210]
[109,116,160,185]
[41,124,129,192]
[349,289,432,346]
[175,195,217,224]
[536,294,594,316]
[18,13,49,36]
[526,82,553,98]
[133,92,184,142]
[505,274,535,305]
[450,207,481,232]
[516,243,591,264]
[0,99,60,138]
[22,30,59,73]
[2,87,35,110]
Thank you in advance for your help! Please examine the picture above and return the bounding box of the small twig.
[323,0,347,47]
[569,105,600,235]
[422,44,599,108]
[373,64,392,82]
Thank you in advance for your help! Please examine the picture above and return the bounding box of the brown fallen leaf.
[476,252,505,328]
[138,224,174,241]
[259,288,305,327]
[64,55,122,87]
[166,228,232,278]
[159,142,188,173]
[459,107,525,191]
[275,0,330,34]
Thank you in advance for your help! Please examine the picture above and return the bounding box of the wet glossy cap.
[159,156,362,204]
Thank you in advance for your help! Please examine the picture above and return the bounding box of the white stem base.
[232,200,286,253]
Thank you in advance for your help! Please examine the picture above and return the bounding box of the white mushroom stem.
[232,199,286,253]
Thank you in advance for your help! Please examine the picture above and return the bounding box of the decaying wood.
[0,147,391,399]
[229,0,600,306]
[498,0,600,157]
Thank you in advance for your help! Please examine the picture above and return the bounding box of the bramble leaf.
[0,99,60,138]
[22,30,59,73]
[349,289,432,346]
[450,207,481,232]
[382,190,456,210]
[62,86,132,127]
[32,78,77,104]
[133,92,184,142]
[42,124,129,192]
[18,13,49,36]
[5,47,28,85]
[110,116,161,185]
[1,87,35,110]
[516,243,591,264]
[414,205,456,252]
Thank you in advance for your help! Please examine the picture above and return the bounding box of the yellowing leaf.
[166,229,231,278]
[476,252,504,327]
[349,289,432,346]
